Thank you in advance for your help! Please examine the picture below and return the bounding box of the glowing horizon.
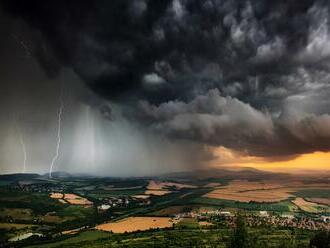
[210,146,330,173]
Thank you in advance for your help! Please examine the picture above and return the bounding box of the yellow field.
[145,190,170,196]
[95,217,173,233]
[49,192,92,205]
[306,198,330,206]
[50,193,63,199]
[132,195,150,199]
[204,180,293,203]
[204,180,330,203]
[144,180,196,196]
[292,198,325,213]
[199,221,214,226]
[64,194,93,206]
[147,180,196,190]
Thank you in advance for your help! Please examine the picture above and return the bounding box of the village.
[173,209,330,231]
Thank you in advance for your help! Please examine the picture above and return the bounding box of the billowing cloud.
[1,0,330,171]
[142,73,166,86]
[137,89,330,158]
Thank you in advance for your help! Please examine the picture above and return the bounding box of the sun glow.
[210,146,330,173]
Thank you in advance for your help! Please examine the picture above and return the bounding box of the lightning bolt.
[49,95,64,178]
[14,117,27,173]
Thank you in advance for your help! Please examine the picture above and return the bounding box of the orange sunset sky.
[210,147,330,173]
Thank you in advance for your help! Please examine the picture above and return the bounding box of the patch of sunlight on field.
[204,180,293,203]
[292,198,329,213]
[95,217,174,233]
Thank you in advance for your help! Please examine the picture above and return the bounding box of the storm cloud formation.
[2,0,330,166]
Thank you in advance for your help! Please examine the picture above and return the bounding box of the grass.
[148,205,194,216]
[176,218,199,228]
[0,189,64,215]
[0,208,34,221]
[191,197,294,212]
[0,223,36,230]
[58,205,93,218]
[25,227,314,248]
[87,189,145,199]
[0,177,325,248]
[27,230,111,248]
[294,189,330,198]
[292,198,330,213]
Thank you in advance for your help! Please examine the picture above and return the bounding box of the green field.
[0,189,64,215]
[28,231,111,248]
[0,174,328,247]
[190,197,295,212]
[176,217,199,228]
[294,189,330,198]
[87,189,145,199]
[24,227,314,248]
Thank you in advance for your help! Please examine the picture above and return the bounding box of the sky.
[0,0,330,176]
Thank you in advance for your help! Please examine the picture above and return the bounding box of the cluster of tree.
[309,231,330,248]
[229,214,330,248]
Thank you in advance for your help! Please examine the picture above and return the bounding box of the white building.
[259,211,269,217]
[98,204,111,210]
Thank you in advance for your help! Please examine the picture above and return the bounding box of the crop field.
[28,230,111,248]
[306,198,330,205]
[204,180,330,205]
[0,223,36,230]
[147,180,197,190]
[63,194,93,206]
[294,189,330,198]
[176,217,199,228]
[95,217,174,233]
[0,190,64,216]
[0,208,34,221]
[204,180,293,203]
[57,205,94,219]
[292,198,329,213]
[144,180,197,196]
[87,189,145,199]
[149,205,194,216]
[0,174,328,247]
[25,227,314,248]
[50,193,64,199]
[191,197,295,212]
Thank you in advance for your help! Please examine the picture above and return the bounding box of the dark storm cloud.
[2,0,330,159]
[138,89,330,157]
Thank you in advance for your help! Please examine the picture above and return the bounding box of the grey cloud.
[142,73,166,86]
[2,0,330,165]
[138,89,274,156]
[297,3,330,63]
[138,89,330,157]
[253,37,285,63]
[129,0,148,18]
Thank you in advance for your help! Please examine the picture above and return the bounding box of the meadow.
[25,226,314,248]
[0,173,329,247]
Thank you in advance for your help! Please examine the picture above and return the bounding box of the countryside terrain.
[0,169,329,247]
